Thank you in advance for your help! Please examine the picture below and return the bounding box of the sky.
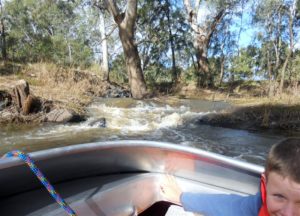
[195,1,294,54]
[196,1,257,49]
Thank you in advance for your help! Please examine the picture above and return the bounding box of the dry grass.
[1,61,300,113]
[176,81,300,107]
[0,62,107,113]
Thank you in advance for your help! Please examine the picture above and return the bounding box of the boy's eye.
[273,194,285,200]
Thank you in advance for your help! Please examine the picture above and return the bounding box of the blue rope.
[3,150,77,216]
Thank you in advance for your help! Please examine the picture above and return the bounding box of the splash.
[87,101,206,133]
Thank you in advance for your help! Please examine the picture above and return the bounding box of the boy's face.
[266,172,300,216]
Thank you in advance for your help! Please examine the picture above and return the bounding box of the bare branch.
[207,9,226,42]
[124,0,137,30]
[99,23,117,43]
[195,0,201,13]
[104,0,122,24]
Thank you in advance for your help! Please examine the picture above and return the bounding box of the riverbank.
[198,103,300,133]
[1,62,300,132]
[171,84,300,133]
[152,80,300,133]
[0,62,130,124]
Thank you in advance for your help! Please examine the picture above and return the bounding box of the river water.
[0,98,286,165]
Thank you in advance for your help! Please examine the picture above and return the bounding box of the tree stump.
[23,94,34,115]
[11,80,30,114]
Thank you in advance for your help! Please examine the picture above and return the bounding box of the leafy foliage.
[3,0,93,66]
[0,0,298,95]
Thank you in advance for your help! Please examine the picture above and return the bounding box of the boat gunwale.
[0,140,264,174]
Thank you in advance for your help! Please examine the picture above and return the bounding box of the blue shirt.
[181,192,262,216]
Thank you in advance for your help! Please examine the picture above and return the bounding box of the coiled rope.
[3,150,77,216]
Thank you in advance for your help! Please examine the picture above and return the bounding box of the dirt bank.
[0,63,130,124]
[174,82,300,133]
[198,103,300,133]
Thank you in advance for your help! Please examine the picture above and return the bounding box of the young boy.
[160,138,300,216]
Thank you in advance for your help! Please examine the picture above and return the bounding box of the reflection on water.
[0,98,285,165]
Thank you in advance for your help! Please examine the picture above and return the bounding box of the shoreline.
[0,68,130,125]
[198,104,300,135]
[2,90,300,134]
[1,64,300,132]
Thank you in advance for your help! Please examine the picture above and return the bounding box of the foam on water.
[0,101,208,145]
[87,102,207,133]
[0,98,284,165]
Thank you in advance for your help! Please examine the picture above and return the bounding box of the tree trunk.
[219,55,225,86]
[99,12,109,81]
[184,0,225,88]
[119,29,147,99]
[0,0,7,60]
[267,49,274,97]
[195,38,210,87]
[68,43,72,63]
[0,20,6,60]
[273,7,282,79]
[279,1,295,96]
[165,0,177,83]
[279,53,290,95]
[184,0,209,87]
[105,0,147,99]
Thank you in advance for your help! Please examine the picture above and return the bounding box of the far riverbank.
[1,62,300,134]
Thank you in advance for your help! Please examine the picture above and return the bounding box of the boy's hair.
[265,138,300,183]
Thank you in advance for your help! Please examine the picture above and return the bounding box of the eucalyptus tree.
[183,0,241,87]
[165,0,176,80]
[278,0,298,95]
[253,0,282,96]
[209,13,238,86]
[94,0,147,99]
[3,0,93,65]
[90,0,113,81]
[253,0,299,96]
[160,0,187,83]
[231,46,258,80]
[137,0,188,86]
[136,0,170,84]
[99,11,109,80]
